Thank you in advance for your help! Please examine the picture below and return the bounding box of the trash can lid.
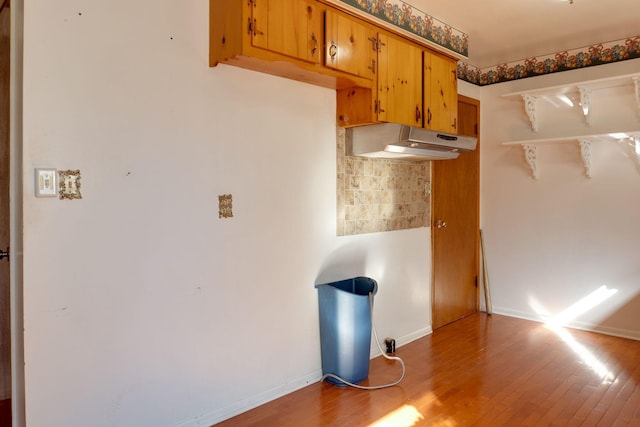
[315,276,378,296]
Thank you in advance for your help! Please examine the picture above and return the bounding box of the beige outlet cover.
[218,194,233,218]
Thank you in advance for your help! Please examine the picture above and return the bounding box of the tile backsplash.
[336,127,431,236]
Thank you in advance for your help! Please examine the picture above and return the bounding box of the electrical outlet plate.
[35,168,58,198]
[218,194,233,218]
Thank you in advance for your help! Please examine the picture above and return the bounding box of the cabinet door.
[251,0,323,64]
[377,33,422,126]
[324,9,377,79]
[424,51,458,133]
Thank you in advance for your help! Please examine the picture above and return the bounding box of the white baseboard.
[492,306,640,341]
[175,369,323,427]
[178,325,433,427]
[370,325,433,357]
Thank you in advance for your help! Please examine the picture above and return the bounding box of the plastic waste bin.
[315,276,378,386]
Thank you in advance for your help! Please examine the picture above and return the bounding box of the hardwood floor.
[214,313,640,426]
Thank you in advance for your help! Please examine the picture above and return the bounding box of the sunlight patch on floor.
[367,405,425,427]
[546,323,615,383]
[530,285,618,384]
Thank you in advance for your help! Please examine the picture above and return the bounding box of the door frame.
[9,1,25,425]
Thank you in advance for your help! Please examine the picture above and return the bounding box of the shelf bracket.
[578,139,592,178]
[578,86,592,126]
[521,94,538,131]
[522,144,538,179]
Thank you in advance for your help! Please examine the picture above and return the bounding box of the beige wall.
[20,1,432,426]
[480,59,640,338]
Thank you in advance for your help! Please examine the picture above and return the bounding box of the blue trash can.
[315,277,378,386]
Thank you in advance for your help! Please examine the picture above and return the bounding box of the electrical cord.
[320,292,406,389]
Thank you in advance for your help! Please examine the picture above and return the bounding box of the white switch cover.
[35,168,57,197]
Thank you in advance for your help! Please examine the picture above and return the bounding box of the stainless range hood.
[346,123,477,161]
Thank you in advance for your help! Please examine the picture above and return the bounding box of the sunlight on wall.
[545,286,618,329]
[529,285,618,384]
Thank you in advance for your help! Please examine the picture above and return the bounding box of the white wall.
[480,59,640,339]
[22,1,431,426]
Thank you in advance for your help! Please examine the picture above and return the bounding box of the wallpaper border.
[459,36,640,86]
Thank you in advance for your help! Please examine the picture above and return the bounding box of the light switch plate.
[35,168,58,197]
[59,169,82,200]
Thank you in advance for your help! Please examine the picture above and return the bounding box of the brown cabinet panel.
[377,33,422,126]
[210,0,458,126]
[424,50,458,133]
[336,86,375,127]
[210,0,372,90]
[251,0,323,64]
[324,9,377,79]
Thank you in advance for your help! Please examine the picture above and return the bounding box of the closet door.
[431,95,480,329]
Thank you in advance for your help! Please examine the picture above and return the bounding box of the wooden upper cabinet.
[210,0,458,124]
[377,33,423,126]
[324,9,377,79]
[251,0,323,63]
[424,50,458,133]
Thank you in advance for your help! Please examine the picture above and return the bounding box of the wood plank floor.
[214,313,640,426]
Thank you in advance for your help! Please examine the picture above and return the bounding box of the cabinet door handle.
[452,118,457,129]
[427,108,432,125]
[329,41,337,61]
[250,19,263,36]
[368,36,378,51]
[367,59,376,74]
[311,33,318,55]
[415,106,422,123]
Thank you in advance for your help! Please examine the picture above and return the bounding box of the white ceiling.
[408,0,640,68]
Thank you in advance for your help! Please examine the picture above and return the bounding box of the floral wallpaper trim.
[337,0,468,58]
[459,36,640,86]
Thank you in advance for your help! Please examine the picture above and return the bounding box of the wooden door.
[424,51,458,133]
[431,95,479,329]
[324,9,376,78]
[251,0,323,64]
[377,33,422,126]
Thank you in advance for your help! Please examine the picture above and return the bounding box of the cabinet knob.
[436,220,447,229]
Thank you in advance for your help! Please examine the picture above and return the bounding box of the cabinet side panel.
[336,87,375,127]
[210,0,244,66]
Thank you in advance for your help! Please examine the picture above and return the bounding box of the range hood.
[346,123,477,161]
